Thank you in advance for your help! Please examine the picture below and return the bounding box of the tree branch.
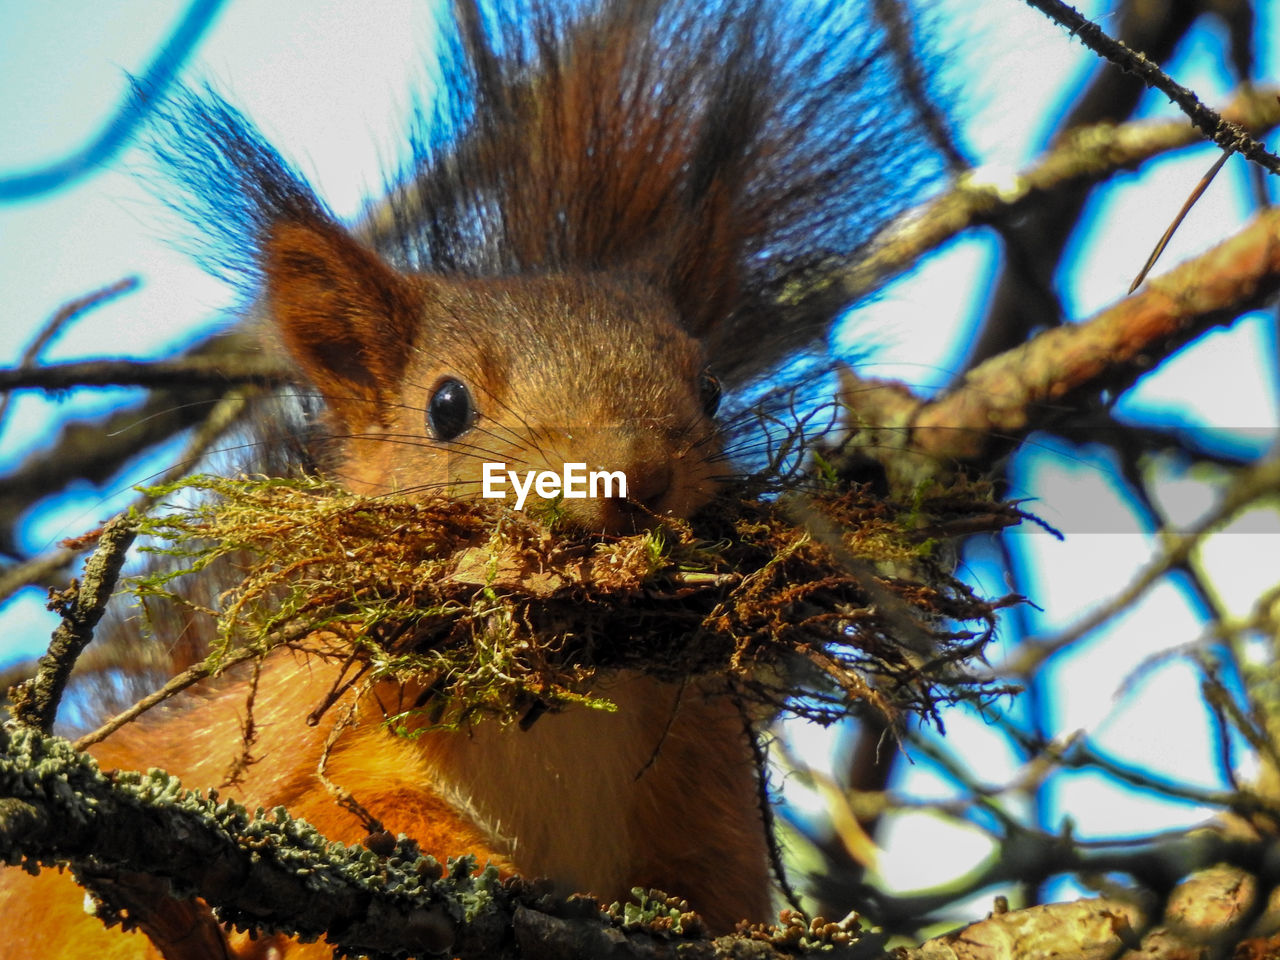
[801,84,1280,312]
[0,725,883,960]
[899,867,1276,960]
[8,514,137,732]
[0,356,290,392]
[1021,0,1280,175]
[837,207,1280,482]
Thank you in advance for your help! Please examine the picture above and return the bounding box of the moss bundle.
[126,475,1023,732]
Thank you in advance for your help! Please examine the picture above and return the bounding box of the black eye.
[698,370,721,416]
[427,378,474,440]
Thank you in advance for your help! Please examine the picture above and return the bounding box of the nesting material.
[126,475,1022,732]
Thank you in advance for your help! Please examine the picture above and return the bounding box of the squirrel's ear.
[262,220,420,429]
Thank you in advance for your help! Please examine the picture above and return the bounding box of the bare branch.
[0,389,255,605]
[899,868,1277,960]
[0,356,289,392]
[0,0,227,200]
[839,208,1280,477]
[801,84,1280,310]
[1021,0,1280,175]
[1005,451,1280,674]
[8,515,137,732]
[0,277,139,434]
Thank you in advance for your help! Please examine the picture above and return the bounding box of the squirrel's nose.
[621,458,673,510]
[556,431,676,533]
[587,458,671,532]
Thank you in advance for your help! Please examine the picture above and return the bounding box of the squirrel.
[0,0,946,955]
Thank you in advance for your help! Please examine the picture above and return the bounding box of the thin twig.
[0,356,290,392]
[72,645,261,750]
[0,389,254,606]
[10,515,138,732]
[0,277,139,435]
[810,83,1280,310]
[741,713,807,918]
[1129,151,1232,292]
[1021,0,1280,175]
[839,208,1280,475]
[870,0,969,173]
[1003,452,1280,676]
[0,0,227,200]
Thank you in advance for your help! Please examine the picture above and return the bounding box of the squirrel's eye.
[698,370,721,417]
[427,378,474,440]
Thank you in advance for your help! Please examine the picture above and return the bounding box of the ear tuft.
[142,84,420,431]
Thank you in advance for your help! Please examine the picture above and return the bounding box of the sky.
[2,0,1279,912]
